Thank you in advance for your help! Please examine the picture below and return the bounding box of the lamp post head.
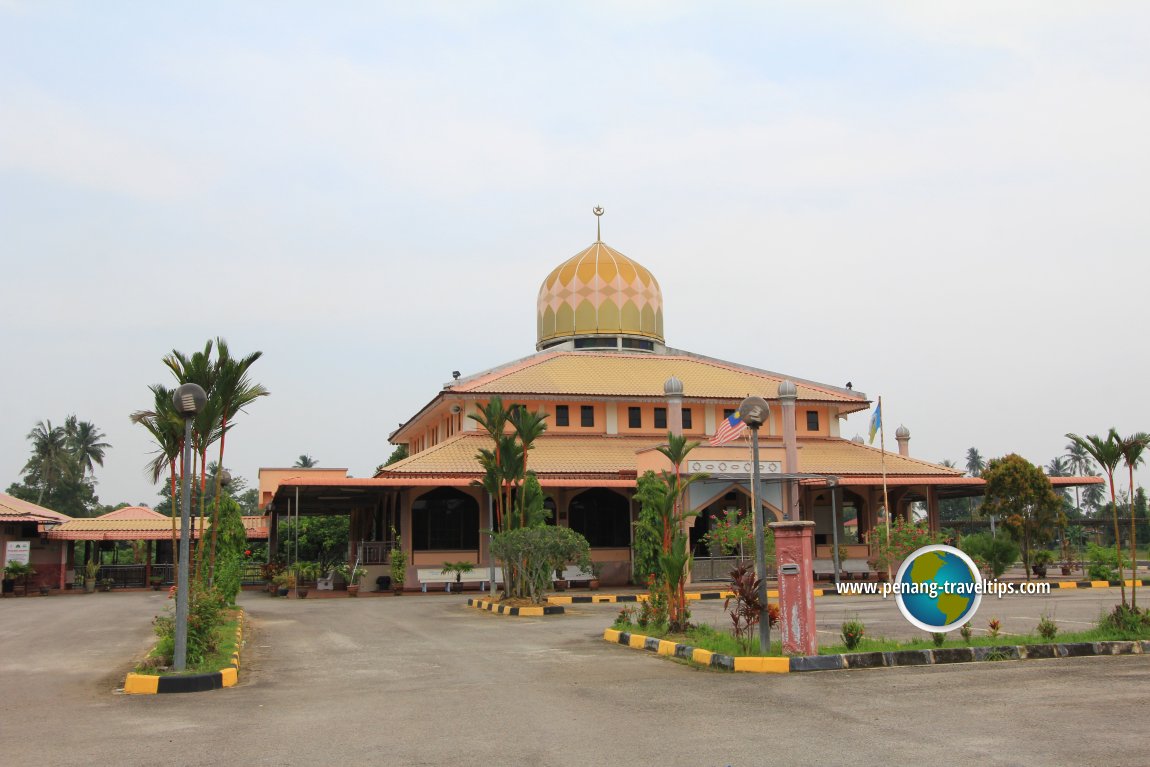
[172,383,208,417]
[219,468,232,488]
[739,395,770,429]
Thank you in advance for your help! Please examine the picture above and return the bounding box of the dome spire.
[593,205,604,242]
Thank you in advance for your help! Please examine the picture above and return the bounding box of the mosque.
[259,211,986,588]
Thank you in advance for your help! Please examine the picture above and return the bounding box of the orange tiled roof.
[379,433,649,477]
[0,493,72,523]
[47,516,269,541]
[96,505,168,521]
[378,433,960,479]
[452,351,866,407]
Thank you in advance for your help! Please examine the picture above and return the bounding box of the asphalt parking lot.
[1,587,1148,767]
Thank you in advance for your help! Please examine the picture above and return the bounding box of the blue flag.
[868,403,882,445]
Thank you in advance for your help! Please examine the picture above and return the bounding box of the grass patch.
[613,618,1150,658]
[136,610,241,676]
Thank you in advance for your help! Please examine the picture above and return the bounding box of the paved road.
[1,589,1148,766]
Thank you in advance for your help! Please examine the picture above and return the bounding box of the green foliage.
[960,532,1019,578]
[384,444,408,467]
[389,543,407,589]
[441,561,474,582]
[931,632,946,647]
[1036,613,1059,641]
[1085,543,1130,581]
[490,525,591,603]
[982,453,1063,579]
[1098,604,1150,635]
[702,507,753,556]
[3,561,35,579]
[276,516,350,570]
[337,564,367,587]
[841,617,865,650]
[152,582,227,667]
[632,471,667,583]
[1031,550,1055,567]
[213,492,248,604]
[867,518,944,572]
[960,622,973,643]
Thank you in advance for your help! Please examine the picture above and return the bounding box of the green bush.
[1036,612,1059,640]
[959,533,1019,577]
[491,525,591,603]
[152,582,227,667]
[841,617,865,650]
[1085,544,1131,582]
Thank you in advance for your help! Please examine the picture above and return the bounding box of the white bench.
[557,565,593,584]
[417,567,503,593]
[813,558,874,580]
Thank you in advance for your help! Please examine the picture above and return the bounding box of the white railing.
[356,540,397,565]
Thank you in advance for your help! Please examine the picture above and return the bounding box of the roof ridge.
[661,347,866,400]
[835,439,964,474]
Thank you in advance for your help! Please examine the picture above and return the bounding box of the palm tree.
[294,455,319,468]
[1117,432,1150,608]
[469,398,511,530]
[131,384,186,565]
[1065,440,1096,515]
[939,459,957,469]
[64,416,111,478]
[1067,431,1126,606]
[965,447,985,478]
[508,406,548,527]
[23,420,68,504]
[1046,456,1071,502]
[206,340,269,578]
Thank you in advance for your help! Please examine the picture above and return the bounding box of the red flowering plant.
[702,507,754,557]
[865,517,944,573]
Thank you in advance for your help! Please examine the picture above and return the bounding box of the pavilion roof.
[46,516,269,541]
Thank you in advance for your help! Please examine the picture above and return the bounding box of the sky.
[1,1,1147,509]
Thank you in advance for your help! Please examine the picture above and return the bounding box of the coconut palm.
[1067,430,1126,606]
[1065,440,1096,515]
[1046,456,1071,501]
[965,447,985,478]
[64,416,111,479]
[1117,432,1150,607]
[939,459,957,469]
[23,420,69,504]
[294,455,319,468]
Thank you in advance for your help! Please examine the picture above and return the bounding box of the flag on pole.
[710,410,747,446]
[868,402,882,444]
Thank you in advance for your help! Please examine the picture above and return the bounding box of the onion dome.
[664,376,684,395]
[778,380,798,398]
[536,219,664,350]
[852,435,865,444]
[895,425,910,439]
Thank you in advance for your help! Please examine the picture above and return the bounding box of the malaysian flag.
[709,410,747,446]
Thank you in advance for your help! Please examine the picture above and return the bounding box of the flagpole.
[879,395,891,580]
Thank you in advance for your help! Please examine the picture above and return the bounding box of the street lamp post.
[172,382,207,672]
[739,395,771,654]
[827,476,841,589]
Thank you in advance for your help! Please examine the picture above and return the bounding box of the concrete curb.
[602,628,1150,674]
[468,598,565,617]
[123,610,245,694]
[558,579,1150,605]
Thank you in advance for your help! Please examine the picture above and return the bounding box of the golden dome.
[536,240,664,349]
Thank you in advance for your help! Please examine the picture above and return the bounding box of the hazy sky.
[2,1,1147,509]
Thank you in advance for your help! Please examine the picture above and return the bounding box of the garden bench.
[416,567,503,592]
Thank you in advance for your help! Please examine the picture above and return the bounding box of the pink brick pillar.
[770,521,817,655]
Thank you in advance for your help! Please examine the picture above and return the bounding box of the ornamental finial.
[593,205,604,242]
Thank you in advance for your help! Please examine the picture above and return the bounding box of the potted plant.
[553,568,569,592]
[582,561,603,591]
[1031,550,1054,579]
[83,560,99,594]
[441,561,474,592]
[389,546,407,595]
[98,577,114,593]
[4,561,35,597]
[149,574,164,591]
[293,561,318,598]
[272,571,295,597]
[337,564,367,597]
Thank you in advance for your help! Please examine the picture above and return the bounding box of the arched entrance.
[567,489,630,548]
[410,488,479,551]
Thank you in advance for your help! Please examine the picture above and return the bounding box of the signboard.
[5,541,31,566]
[687,460,781,475]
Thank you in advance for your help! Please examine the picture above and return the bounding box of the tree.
[633,471,668,584]
[469,397,512,531]
[23,420,69,505]
[382,445,408,468]
[981,454,1062,581]
[1066,431,1127,606]
[965,448,985,478]
[1117,432,1150,608]
[130,384,186,556]
[64,416,111,478]
[294,455,318,468]
[509,405,548,528]
[1065,440,1097,516]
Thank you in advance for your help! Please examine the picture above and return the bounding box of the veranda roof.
[45,516,269,542]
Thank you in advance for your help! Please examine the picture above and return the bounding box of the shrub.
[841,617,865,650]
[1085,544,1131,582]
[960,533,1019,578]
[931,632,946,647]
[491,525,591,603]
[153,582,227,667]
[1098,604,1150,634]
[1036,612,1058,640]
[959,622,972,644]
[724,564,771,653]
[987,618,1001,639]
[867,518,944,572]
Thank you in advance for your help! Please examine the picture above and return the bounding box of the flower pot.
[1061,566,1072,576]
[392,587,403,596]
[347,585,359,597]
[39,585,51,596]
[83,578,96,594]
[277,587,289,597]
[553,579,569,592]
[296,588,309,599]
[589,578,600,591]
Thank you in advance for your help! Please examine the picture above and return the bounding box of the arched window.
[567,489,630,547]
[411,488,479,551]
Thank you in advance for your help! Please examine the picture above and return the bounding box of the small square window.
[628,407,642,429]
[682,408,693,429]
[555,405,569,427]
[806,410,819,431]
[654,408,667,429]
[580,405,595,427]
[723,408,735,419]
